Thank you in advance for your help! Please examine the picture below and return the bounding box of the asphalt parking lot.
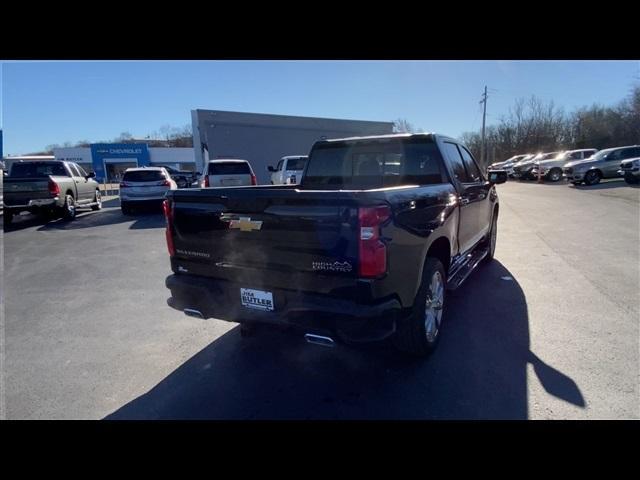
[3,179,639,419]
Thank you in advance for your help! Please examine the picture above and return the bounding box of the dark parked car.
[163,133,506,356]
[162,166,199,188]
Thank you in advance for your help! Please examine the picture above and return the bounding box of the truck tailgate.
[168,187,366,292]
[3,178,51,206]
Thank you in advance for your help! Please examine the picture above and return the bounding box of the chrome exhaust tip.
[184,308,205,319]
[304,333,335,348]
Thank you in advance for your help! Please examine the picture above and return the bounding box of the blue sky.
[2,60,638,155]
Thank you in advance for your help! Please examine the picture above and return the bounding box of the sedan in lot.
[120,167,177,214]
[512,152,560,180]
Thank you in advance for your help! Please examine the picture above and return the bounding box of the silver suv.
[563,145,640,186]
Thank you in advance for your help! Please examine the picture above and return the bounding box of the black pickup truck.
[164,133,507,356]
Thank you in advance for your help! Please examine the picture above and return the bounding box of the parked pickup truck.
[3,160,102,225]
[164,133,507,356]
[268,155,308,185]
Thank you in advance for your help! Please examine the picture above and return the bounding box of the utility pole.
[480,85,488,166]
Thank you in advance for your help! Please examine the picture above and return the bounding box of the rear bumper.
[3,197,59,211]
[120,193,168,202]
[165,273,401,343]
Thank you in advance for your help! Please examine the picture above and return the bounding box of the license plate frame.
[240,288,274,312]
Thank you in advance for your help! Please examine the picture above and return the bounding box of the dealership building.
[50,144,196,182]
[4,111,394,184]
[191,110,395,184]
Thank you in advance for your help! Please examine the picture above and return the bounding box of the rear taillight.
[250,173,257,185]
[48,179,60,196]
[203,175,210,187]
[163,199,176,257]
[358,205,391,278]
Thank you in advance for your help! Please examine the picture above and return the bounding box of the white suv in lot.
[120,167,177,214]
[201,159,257,187]
[531,148,597,182]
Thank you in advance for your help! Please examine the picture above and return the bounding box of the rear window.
[10,162,68,178]
[286,158,307,170]
[208,162,251,175]
[122,170,166,182]
[302,138,445,189]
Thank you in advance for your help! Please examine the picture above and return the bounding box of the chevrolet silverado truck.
[164,133,507,356]
[3,160,102,225]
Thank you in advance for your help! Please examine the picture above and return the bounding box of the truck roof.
[318,132,450,144]
[206,159,250,163]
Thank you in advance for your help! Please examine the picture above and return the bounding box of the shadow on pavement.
[106,260,585,419]
[570,179,637,190]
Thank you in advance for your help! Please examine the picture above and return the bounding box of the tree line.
[460,86,640,167]
[35,124,194,155]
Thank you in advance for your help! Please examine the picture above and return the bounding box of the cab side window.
[74,164,88,177]
[442,142,469,183]
[68,164,82,177]
[458,145,483,182]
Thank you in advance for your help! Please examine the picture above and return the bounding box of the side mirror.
[86,172,96,179]
[488,170,508,184]
[267,166,276,172]
[195,172,201,176]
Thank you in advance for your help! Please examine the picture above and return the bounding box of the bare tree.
[393,118,416,133]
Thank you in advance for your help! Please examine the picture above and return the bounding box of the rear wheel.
[392,257,446,357]
[4,211,13,225]
[121,201,131,215]
[91,189,102,210]
[62,194,76,220]
[583,170,601,186]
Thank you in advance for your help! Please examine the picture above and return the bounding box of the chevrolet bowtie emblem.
[229,217,263,232]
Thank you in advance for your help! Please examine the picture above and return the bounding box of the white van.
[201,159,257,187]
[268,155,307,185]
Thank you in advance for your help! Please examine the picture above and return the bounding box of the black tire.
[177,178,187,188]
[121,201,131,215]
[392,257,446,357]
[571,181,582,186]
[4,211,13,225]
[91,190,102,210]
[548,168,563,182]
[481,210,498,262]
[62,194,76,220]
[624,173,639,185]
[583,170,601,186]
